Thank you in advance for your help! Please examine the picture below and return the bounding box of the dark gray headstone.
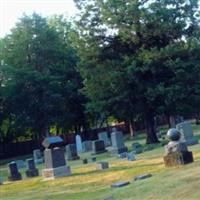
[111,130,128,156]
[111,181,130,188]
[82,140,92,152]
[0,177,3,185]
[134,173,152,181]
[8,162,22,181]
[44,147,66,169]
[132,143,143,154]
[96,162,109,170]
[42,136,64,149]
[66,144,80,160]
[98,131,111,147]
[26,159,39,177]
[91,157,96,162]
[92,140,107,155]
[82,158,88,164]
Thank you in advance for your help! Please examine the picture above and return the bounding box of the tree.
[0,13,87,142]
[74,0,200,143]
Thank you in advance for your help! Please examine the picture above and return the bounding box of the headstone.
[15,160,26,169]
[163,128,193,167]
[8,162,22,181]
[111,128,128,156]
[92,140,107,155]
[82,140,92,152]
[127,152,136,161]
[111,181,130,188]
[42,136,71,180]
[176,122,199,145]
[26,159,39,177]
[98,131,111,147]
[33,149,44,164]
[75,134,83,153]
[91,157,96,162]
[82,158,88,164]
[65,144,80,160]
[132,143,143,154]
[134,173,152,181]
[118,152,127,158]
[96,162,109,170]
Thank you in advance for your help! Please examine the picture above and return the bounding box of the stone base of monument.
[163,151,193,167]
[96,162,109,170]
[8,173,22,181]
[42,166,71,180]
[111,146,128,156]
[26,169,39,177]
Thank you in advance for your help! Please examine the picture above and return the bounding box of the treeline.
[0,0,200,144]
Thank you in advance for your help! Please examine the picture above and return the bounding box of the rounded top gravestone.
[167,128,181,141]
[42,136,64,149]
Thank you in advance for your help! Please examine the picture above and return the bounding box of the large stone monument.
[98,131,111,147]
[8,162,22,181]
[75,134,82,153]
[65,144,80,160]
[82,140,93,152]
[26,159,39,177]
[42,136,71,180]
[92,140,107,154]
[176,121,198,145]
[163,128,193,167]
[111,128,128,156]
[33,149,44,164]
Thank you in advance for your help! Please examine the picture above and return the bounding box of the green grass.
[0,124,200,200]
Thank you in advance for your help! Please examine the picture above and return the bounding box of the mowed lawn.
[0,124,200,200]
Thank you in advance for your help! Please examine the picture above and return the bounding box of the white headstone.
[176,122,199,145]
[75,134,82,153]
[33,149,43,164]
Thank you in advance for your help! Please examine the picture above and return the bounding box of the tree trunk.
[129,120,135,139]
[195,112,200,125]
[145,112,159,144]
[169,115,176,128]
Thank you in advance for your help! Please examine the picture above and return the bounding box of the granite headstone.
[26,159,39,177]
[92,140,107,155]
[66,144,80,160]
[8,162,22,181]
[111,128,128,156]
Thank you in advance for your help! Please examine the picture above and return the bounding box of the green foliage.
[0,14,87,142]
[74,0,200,143]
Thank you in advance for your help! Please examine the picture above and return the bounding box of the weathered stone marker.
[111,128,128,156]
[66,144,80,160]
[8,162,22,181]
[33,149,43,164]
[82,140,92,152]
[111,181,130,188]
[163,128,193,167]
[176,121,199,145]
[82,158,88,164]
[75,134,82,153]
[96,162,109,170]
[132,143,143,154]
[98,131,111,147]
[26,159,39,177]
[92,140,107,154]
[134,173,152,181]
[42,136,71,180]
[127,151,136,161]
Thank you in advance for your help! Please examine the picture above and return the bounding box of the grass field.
[0,123,200,200]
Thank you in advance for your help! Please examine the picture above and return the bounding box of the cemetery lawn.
[0,124,200,200]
